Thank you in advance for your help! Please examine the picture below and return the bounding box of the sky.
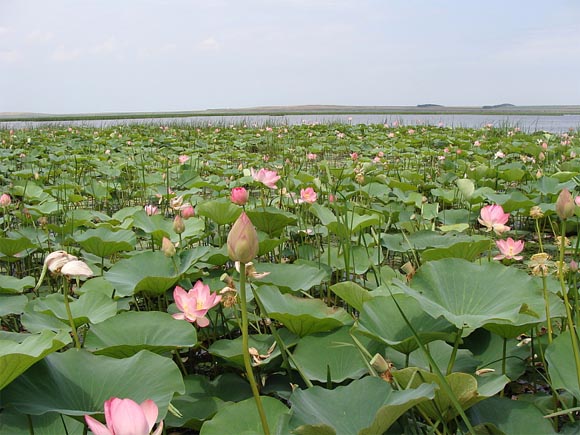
[1,0,579,114]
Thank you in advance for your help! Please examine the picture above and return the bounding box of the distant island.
[1,104,579,122]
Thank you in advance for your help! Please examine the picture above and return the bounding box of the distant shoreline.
[1,104,580,122]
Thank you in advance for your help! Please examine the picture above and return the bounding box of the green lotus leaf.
[546,330,580,400]
[1,349,185,418]
[104,251,181,296]
[356,293,456,354]
[0,411,85,435]
[392,367,508,422]
[0,294,28,316]
[83,311,197,357]
[246,207,297,237]
[0,329,71,390]
[200,396,291,435]
[421,239,490,262]
[394,259,533,331]
[196,199,242,225]
[291,326,380,383]
[329,281,372,312]
[289,376,435,435]
[253,263,328,292]
[0,275,35,294]
[255,285,352,337]
[131,210,173,239]
[468,397,557,435]
[31,291,117,327]
[75,227,136,257]
[0,237,35,259]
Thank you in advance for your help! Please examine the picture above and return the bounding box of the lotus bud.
[180,205,195,219]
[60,260,94,279]
[556,188,575,220]
[0,193,11,207]
[230,187,249,206]
[173,215,185,234]
[161,237,176,257]
[570,259,578,273]
[227,212,259,264]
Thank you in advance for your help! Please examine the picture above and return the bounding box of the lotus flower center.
[196,300,204,310]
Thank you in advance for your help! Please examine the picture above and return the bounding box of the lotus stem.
[238,262,270,435]
[541,276,553,344]
[62,278,81,349]
[558,220,580,386]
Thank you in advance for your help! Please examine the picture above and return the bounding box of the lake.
[3,113,580,133]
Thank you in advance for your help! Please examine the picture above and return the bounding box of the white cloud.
[26,30,54,44]
[51,45,82,61]
[0,50,21,64]
[137,43,178,59]
[0,26,9,36]
[197,37,220,51]
[91,36,119,55]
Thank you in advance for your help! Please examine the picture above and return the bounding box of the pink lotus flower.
[350,152,358,160]
[230,187,249,206]
[307,153,317,160]
[172,281,221,327]
[84,397,163,435]
[478,205,510,235]
[494,238,524,261]
[180,205,195,219]
[0,193,11,207]
[300,187,317,204]
[251,168,280,189]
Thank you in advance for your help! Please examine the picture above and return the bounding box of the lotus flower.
[230,187,249,206]
[478,204,510,235]
[180,205,195,219]
[60,260,94,279]
[172,281,221,327]
[494,238,525,261]
[227,212,259,264]
[300,187,317,204]
[251,168,280,189]
[84,397,163,435]
[556,188,576,220]
[144,205,158,216]
[0,193,11,207]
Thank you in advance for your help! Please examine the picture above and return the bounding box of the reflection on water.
[2,113,580,133]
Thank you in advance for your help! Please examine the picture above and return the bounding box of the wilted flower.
[230,187,249,206]
[300,187,317,204]
[235,261,271,279]
[251,168,280,189]
[227,212,259,264]
[44,250,78,274]
[84,397,163,435]
[144,205,159,216]
[60,260,94,279]
[528,253,552,277]
[172,281,221,327]
[556,188,576,220]
[529,206,544,219]
[494,238,525,261]
[0,193,11,207]
[478,205,510,235]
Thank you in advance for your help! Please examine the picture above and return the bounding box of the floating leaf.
[2,349,185,418]
[290,376,435,435]
[255,285,352,337]
[84,311,197,357]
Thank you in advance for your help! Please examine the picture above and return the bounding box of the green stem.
[62,279,81,349]
[239,262,271,435]
[446,327,462,375]
[559,220,580,386]
[501,337,507,377]
[541,275,553,344]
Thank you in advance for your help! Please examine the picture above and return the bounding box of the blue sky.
[1,0,579,113]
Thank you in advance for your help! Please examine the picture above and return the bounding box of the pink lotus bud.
[161,237,176,257]
[570,260,578,272]
[227,212,259,264]
[0,193,11,207]
[180,205,195,219]
[144,205,158,216]
[230,187,249,206]
[556,188,575,220]
[173,215,185,234]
